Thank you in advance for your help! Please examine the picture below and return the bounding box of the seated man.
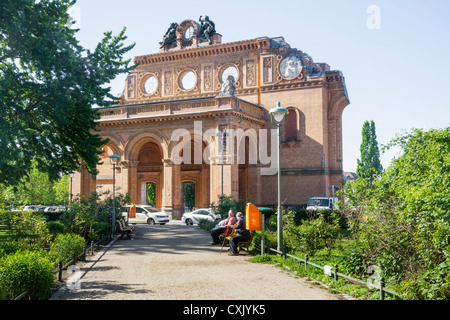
[227,212,251,256]
[210,209,235,245]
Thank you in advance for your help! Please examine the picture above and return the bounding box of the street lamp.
[109,151,120,236]
[269,102,289,252]
[216,130,228,202]
[69,171,75,205]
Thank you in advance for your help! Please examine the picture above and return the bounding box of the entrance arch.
[136,142,163,206]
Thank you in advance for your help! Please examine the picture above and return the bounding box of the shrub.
[284,212,341,256]
[91,221,111,239]
[0,242,23,259]
[11,210,50,250]
[49,233,85,264]
[0,250,55,300]
[47,221,66,239]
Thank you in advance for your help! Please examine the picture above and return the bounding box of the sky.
[73,0,450,173]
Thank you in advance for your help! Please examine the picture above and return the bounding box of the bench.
[220,230,255,253]
[116,219,134,239]
[237,230,255,252]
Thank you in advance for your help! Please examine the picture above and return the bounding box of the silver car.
[181,208,220,225]
[122,205,170,225]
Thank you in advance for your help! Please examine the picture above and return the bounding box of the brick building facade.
[72,18,350,219]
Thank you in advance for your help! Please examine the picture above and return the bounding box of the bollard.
[83,246,87,262]
[72,252,76,266]
[58,261,63,281]
[334,265,339,281]
[380,277,385,300]
[91,240,94,255]
[283,247,287,261]
[305,254,308,271]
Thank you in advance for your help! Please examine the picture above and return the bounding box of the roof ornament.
[160,22,178,49]
[199,15,216,43]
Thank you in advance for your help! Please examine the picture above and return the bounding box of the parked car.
[122,205,170,225]
[181,208,220,225]
[306,197,339,211]
[44,206,66,212]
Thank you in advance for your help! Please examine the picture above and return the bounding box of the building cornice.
[134,37,272,66]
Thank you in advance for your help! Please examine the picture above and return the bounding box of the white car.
[122,205,170,225]
[181,208,220,225]
[306,197,339,211]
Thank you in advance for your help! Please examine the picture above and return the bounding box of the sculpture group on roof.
[159,16,217,49]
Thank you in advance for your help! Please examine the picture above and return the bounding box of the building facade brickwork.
[72,18,350,219]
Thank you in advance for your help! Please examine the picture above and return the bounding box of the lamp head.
[109,151,120,165]
[69,171,75,178]
[269,102,289,123]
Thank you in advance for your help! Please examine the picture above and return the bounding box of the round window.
[221,66,238,83]
[144,76,158,95]
[181,71,196,90]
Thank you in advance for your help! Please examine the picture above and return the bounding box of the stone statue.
[160,22,178,49]
[219,75,236,97]
[199,15,216,43]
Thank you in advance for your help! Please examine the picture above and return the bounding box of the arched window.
[285,108,298,141]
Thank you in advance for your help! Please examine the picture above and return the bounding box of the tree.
[343,127,450,299]
[356,120,383,181]
[0,0,135,185]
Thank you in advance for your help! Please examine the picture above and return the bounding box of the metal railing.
[263,245,399,300]
[258,213,399,300]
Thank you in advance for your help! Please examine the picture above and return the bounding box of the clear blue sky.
[74,0,450,173]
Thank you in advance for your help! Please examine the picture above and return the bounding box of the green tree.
[147,183,156,206]
[0,0,135,185]
[356,120,383,181]
[343,127,450,299]
[16,160,56,205]
[183,182,195,210]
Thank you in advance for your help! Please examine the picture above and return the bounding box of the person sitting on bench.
[227,212,251,256]
[210,209,235,245]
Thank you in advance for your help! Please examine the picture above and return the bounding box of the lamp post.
[269,102,289,252]
[69,171,75,205]
[216,130,227,203]
[109,152,120,236]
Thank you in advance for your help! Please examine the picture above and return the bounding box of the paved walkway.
[51,221,345,300]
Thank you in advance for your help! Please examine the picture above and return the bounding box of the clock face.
[144,76,158,95]
[279,56,302,80]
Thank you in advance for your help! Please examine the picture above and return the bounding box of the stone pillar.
[72,166,96,199]
[162,159,182,220]
[128,161,139,204]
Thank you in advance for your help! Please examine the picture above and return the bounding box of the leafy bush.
[9,210,50,249]
[49,233,85,264]
[0,250,55,300]
[92,221,111,239]
[47,221,66,239]
[61,191,130,240]
[0,242,23,259]
[284,211,341,256]
[210,195,249,219]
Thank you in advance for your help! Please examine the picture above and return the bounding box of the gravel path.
[51,221,345,300]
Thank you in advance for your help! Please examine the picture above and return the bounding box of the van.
[306,197,339,210]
